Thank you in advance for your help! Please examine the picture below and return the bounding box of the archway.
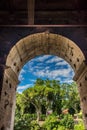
[0,32,87,130]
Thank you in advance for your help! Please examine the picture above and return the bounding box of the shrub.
[57,125,65,130]
[40,114,46,121]
[14,118,30,130]
[30,120,41,130]
[60,114,74,129]
[74,121,85,130]
[77,111,82,119]
[42,114,59,130]
[14,113,37,130]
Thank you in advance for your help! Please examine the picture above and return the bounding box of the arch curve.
[6,32,85,76]
[1,32,87,130]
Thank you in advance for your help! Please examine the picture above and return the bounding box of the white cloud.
[45,66,50,70]
[61,78,74,84]
[20,68,26,74]
[18,55,75,91]
[26,56,51,72]
[56,60,69,66]
[55,76,74,84]
[64,79,74,83]
[17,84,33,91]
[17,91,22,94]
[26,56,71,74]
[29,79,36,83]
[46,56,62,63]
[28,60,34,66]
[27,61,34,71]
[33,66,74,80]
[32,66,43,70]
[35,55,51,62]
[18,74,24,81]
[18,69,26,81]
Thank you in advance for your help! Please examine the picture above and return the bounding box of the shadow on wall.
[1,126,5,130]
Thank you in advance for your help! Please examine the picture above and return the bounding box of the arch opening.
[15,55,79,129]
[17,55,75,93]
[1,32,87,130]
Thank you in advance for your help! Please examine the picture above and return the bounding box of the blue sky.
[17,55,74,93]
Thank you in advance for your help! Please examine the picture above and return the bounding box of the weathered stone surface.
[0,32,87,130]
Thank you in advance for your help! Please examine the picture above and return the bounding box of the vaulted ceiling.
[0,0,87,25]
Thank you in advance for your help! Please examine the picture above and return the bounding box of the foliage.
[14,116,30,130]
[60,114,74,129]
[14,114,41,130]
[14,79,82,130]
[22,79,62,121]
[74,121,85,130]
[51,80,62,115]
[40,114,46,121]
[77,111,82,118]
[42,114,59,130]
[61,82,80,115]
[42,114,74,130]
[29,120,41,130]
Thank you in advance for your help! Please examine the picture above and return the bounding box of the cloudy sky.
[17,55,74,93]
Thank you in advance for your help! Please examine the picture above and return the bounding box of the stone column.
[10,91,16,130]
[0,67,19,130]
[74,61,87,129]
[0,65,7,130]
[5,81,18,130]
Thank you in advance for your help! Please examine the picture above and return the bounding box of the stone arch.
[0,32,87,130]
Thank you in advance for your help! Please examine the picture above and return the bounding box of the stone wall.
[0,32,87,130]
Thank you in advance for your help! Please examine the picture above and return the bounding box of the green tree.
[23,79,54,121]
[61,82,80,115]
[51,80,62,115]
[15,79,81,130]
